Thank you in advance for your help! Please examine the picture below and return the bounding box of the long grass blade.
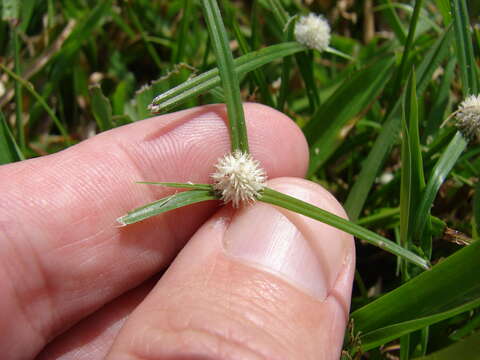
[201,0,248,153]
[351,240,480,353]
[392,0,425,92]
[136,182,212,190]
[0,110,24,164]
[413,132,467,242]
[260,188,430,270]
[150,42,305,113]
[306,57,394,175]
[450,0,478,95]
[0,63,71,144]
[117,189,217,226]
[344,28,453,220]
[89,85,114,132]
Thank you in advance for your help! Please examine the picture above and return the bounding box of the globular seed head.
[211,151,267,208]
[455,94,480,139]
[294,13,331,52]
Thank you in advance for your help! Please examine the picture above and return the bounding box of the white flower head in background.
[211,151,267,207]
[455,94,480,139]
[294,13,331,52]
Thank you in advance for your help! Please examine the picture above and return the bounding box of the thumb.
[106,178,355,360]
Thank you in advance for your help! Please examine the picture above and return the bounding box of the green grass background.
[1,0,480,358]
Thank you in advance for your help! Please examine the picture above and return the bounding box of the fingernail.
[223,179,351,301]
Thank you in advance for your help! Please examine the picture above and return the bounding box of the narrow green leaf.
[474,182,480,239]
[414,331,480,360]
[435,0,451,25]
[230,11,274,107]
[266,0,289,28]
[401,70,428,260]
[0,111,24,164]
[171,0,193,63]
[19,0,37,32]
[136,182,212,191]
[117,189,217,226]
[378,0,407,44]
[12,26,25,151]
[89,85,114,132]
[295,50,320,113]
[344,28,453,220]
[201,0,248,153]
[0,63,71,144]
[277,18,296,111]
[413,132,468,242]
[307,57,394,175]
[359,298,480,351]
[126,4,162,69]
[351,240,480,352]
[260,188,430,270]
[400,88,412,256]
[392,0,425,91]
[450,0,478,95]
[50,0,114,84]
[150,42,305,113]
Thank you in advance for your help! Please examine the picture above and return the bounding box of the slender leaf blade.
[260,188,430,270]
[307,57,395,175]
[117,189,217,226]
[0,111,24,164]
[201,0,248,153]
[351,240,480,352]
[150,42,305,113]
[89,85,114,132]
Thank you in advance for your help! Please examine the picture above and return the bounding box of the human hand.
[0,103,355,360]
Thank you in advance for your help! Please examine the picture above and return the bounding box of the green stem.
[201,0,249,153]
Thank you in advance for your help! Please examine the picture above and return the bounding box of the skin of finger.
[106,178,355,360]
[0,103,308,359]
[36,277,157,360]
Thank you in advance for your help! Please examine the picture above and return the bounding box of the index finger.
[0,103,308,359]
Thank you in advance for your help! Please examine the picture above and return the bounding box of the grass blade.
[415,331,480,360]
[344,28,453,220]
[351,240,480,352]
[260,188,430,270]
[392,0,425,92]
[136,182,212,190]
[0,110,24,164]
[399,69,428,358]
[450,0,478,94]
[400,69,427,259]
[171,0,193,63]
[201,0,248,153]
[413,132,467,242]
[229,8,274,107]
[358,298,480,351]
[12,26,25,151]
[0,63,71,144]
[306,57,394,175]
[150,42,305,113]
[117,189,217,226]
[474,182,480,239]
[89,85,114,132]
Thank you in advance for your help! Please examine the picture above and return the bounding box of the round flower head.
[294,13,331,52]
[211,151,267,207]
[455,94,480,139]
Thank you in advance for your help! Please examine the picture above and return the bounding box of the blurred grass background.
[1,0,480,358]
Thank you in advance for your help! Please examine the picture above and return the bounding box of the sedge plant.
[116,0,429,273]
[2,0,480,358]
